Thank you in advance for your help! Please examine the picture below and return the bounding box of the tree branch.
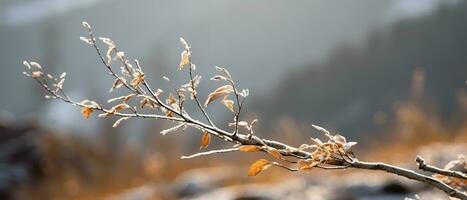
[22,21,467,199]
[416,156,467,180]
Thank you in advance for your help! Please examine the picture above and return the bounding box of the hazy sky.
[0,0,459,133]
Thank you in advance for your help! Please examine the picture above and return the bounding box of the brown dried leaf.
[109,104,129,113]
[167,94,177,105]
[31,71,43,78]
[221,98,234,112]
[166,110,173,117]
[81,107,93,119]
[267,149,283,160]
[179,50,190,70]
[204,85,234,106]
[298,160,319,170]
[333,134,347,144]
[239,145,261,152]
[130,73,145,87]
[123,94,136,103]
[200,131,211,149]
[248,159,270,176]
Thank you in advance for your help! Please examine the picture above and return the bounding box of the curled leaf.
[312,124,330,136]
[333,134,347,144]
[343,141,357,152]
[204,85,234,106]
[167,94,177,105]
[130,72,145,87]
[79,36,93,45]
[31,71,43,78]
[210,75,229,81]
[81,107,93,119]
[239,145,261,152]
[267,149,283,160]
[248,159,270,176]
[179,50,190,70]
[298,160,319,170]
[200,131,211,149]
[109,104,129,113]
[221,98,234,112]
[81,21,91,29]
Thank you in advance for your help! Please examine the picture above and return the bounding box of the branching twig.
[416,156,467,180]
[23,22,467,199]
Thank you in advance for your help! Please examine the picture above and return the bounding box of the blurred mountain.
[252,2,467,139]
[0,0,460,135]
[0,1,393,130]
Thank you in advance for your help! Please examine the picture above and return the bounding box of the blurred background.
[0,0,466,199]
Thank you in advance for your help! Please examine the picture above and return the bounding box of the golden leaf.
[179,50,190,70]
[204,85,234,107]
[166,110,173,117]
[167,94,177,105]
[200,131,211,149]
[31,71,43,78]
[248,159,270,176]
[81,107,93,119]
[267,149,283,160]
[109,104,128,113]
[239,145,261,152]
[221,98,234,112]
[123,94,136,103]
[130,73,145,87]
[298,160,319,170]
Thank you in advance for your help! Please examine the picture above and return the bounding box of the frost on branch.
[22,22,467,199]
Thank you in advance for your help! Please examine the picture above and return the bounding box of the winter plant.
[23,22,466,199]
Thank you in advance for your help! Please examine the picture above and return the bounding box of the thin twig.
[181,147,240,159]
[350,160,467,199]
[416,156,467,180]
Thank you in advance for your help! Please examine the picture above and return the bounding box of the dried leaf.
[200,131,211,149]
[298,160,319,170]
[166,110,173,117]
[79,36,93,45]
[109,104,129,113]
[312,124,330,136]
[248,159,270,176]
[23,61,31,69]
[81,107,93,119]
[116,51,125,60]
[333,134,347,144]
[123,94,136,103]
[109,78,124,93]
[130,72,145,87]
[215,66,232,79]
[239,145,261,152]
[179,50,190,70]
[221,98,234,112]
[204,85,234,106]
[29,62,42,69]
[167,94,177,105]
[81,21,91,29]
[31,71,43,78]
[210,75,229,81]
[237,121,248,127]
[267,149,283,160]
[343,142,357,152]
